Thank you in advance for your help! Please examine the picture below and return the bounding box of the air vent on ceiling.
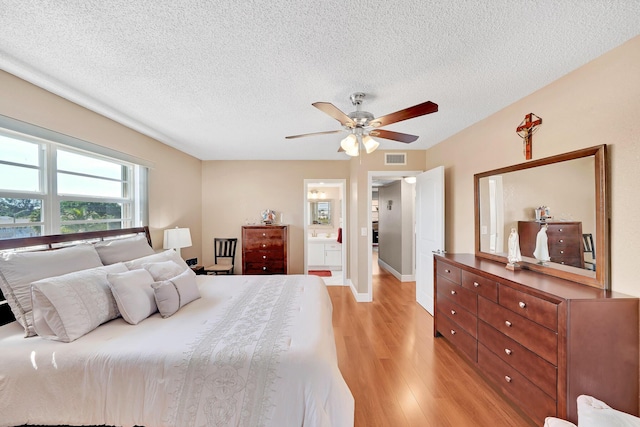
[385,153,406,165]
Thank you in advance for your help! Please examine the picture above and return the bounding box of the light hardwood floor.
[327,252,536,427]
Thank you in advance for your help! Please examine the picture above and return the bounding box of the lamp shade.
[362,135,380,154]
[163,227,192,250]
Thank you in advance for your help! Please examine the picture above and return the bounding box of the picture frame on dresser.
[474,145,608,289]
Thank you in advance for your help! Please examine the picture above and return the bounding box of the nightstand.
[190,265,205,275]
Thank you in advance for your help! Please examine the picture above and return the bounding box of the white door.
[415,166,445,315]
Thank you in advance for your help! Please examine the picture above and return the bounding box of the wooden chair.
[204,238,237,275]
[583,233,595,271]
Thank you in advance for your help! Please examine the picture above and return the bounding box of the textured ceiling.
[0,1,638,160]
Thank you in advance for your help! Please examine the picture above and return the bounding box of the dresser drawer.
[499,285,558,331]
[244,261,285,274]
[243,237,285,250]
[437,312,477,362]
[478,297,557,365]
[243,250,284,263]
[478,343,556,425]
[437,295,477,338]
[478,321,557,398]
[437,261,461,284]
[462,271,498,302]
[437,275,477,314]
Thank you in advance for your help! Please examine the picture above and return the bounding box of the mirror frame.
[474,145,608,289]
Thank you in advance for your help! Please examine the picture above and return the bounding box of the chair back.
[582,233,595,257]
[214,238,237,265]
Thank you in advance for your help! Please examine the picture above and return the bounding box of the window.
[0,126,148,240]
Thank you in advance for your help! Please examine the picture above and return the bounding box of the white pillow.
[151,269,201,318]
[125,250,189,273]
[578,395,640,427]
[544,417,576,427]
[0,244,104,337]
[107,269,157,325]
[94,235,155,265]
[31,263,127,342]
[143,260,189,281]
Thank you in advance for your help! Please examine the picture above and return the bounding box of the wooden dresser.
[518,221,584,268]
[434,253,638,425]
[241,225,288,275]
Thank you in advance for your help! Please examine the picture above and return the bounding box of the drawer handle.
[263,255,267,259]
[262,233,266,236]
[504,348,512,355]
[560,250,564,254]
[559,228,563,232]
[505,320,512,327]
[518,301,526,309]
[450,329,456,335]
[445,269,451,273]
[559,239,564,243]
[450,309,456,315]
[262,244,266,247]
[450,290,456,295]
[504,375,512,383]
[473,282,479,288]
[262,266,267,271]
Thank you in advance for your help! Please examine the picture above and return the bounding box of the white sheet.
[0,274,354,427]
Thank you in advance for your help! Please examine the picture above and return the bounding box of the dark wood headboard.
[0,226,151,326]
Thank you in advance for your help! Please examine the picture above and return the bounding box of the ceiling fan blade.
[369,101,438,128]
[369,129,419,143]
[285,130,344,139]
[312,102,355,128]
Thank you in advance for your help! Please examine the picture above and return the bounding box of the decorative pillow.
[31,263,127,342]
[107,269,157,325]
[543,417,576,427]
[94,235,155,265]
[125,250,189,273]
[0,244,104,337]
[151,269,201,318]
[143,260,188,281]
[577,395,640,427]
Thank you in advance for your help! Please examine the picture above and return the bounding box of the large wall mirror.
[474,145,608,289]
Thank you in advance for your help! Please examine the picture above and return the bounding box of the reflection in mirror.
[475,145,607,289]
[309,200,332,225]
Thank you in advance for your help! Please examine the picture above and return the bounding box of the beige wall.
[424,35,640,298]
[201,161,350,274]
[0,70,203,261]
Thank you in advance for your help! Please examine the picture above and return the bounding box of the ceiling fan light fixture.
[362,135,380,154]
[340,134,358,152]
[345,145,360,156]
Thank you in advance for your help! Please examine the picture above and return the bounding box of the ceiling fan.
[286,92,438,156]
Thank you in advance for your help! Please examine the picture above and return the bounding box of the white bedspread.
[0,274,354,427]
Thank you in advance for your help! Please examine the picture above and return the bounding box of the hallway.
[327,259,534,426]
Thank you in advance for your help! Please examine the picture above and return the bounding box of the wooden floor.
[327,253,536,427]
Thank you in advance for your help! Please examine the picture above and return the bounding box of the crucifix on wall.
[516,113,542,160]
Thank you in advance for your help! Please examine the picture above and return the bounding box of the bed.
[0,227,354,427]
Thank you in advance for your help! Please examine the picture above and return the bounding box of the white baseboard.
[349,279,371,302]
[377,259,415,282]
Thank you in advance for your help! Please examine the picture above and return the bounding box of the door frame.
[367,170,422,301]
[303,179,347,285]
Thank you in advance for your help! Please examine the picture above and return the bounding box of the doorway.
[366,171,421,301]
[304,179,347,286]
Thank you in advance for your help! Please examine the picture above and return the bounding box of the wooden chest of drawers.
[518,221,584,268]
[434,253,639,425]
[242,225,288,275]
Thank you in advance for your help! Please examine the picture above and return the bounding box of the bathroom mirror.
[309,200,332,226]
[474,145,608,289]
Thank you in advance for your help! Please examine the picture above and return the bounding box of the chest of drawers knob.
[445,269,451,273]
[505,375,512,383]
[262,233,266,236]
[451,309,456,315]
[262,244,266,247]
[262,266,267,271]
[505,348,512,355]
[505,320,512,327]
[473,281,479,287]
[450,329,456,335]
[451,290,457,295]
[518,301,526,309]
[559,239,564,243]
[263,255,267,259]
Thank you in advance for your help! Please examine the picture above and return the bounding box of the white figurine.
[533,224,551,263]
[507,228,522,265]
